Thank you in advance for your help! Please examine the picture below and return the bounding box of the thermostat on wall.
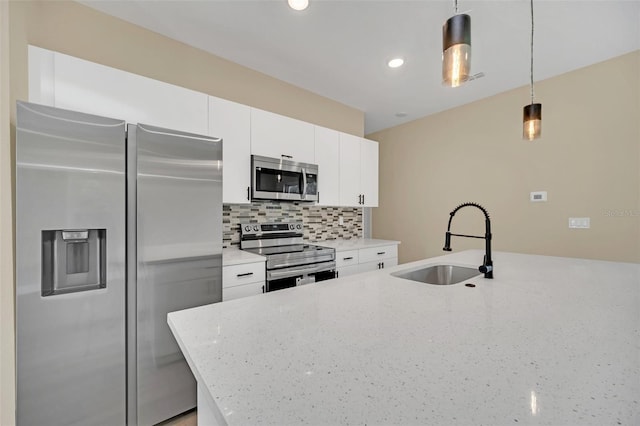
[530,191,547,202]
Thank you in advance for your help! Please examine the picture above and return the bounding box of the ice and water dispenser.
[41,229,107,296]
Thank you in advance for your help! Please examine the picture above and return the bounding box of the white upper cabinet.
[339,133,362,207]
[314,126,341,206]
[339,133,379,207]
[360,138,379,207]
[250,108,315,164]
[209,96,251,204]
[28,47,380,208]
[28,46,55,106]
[29,46,209,135]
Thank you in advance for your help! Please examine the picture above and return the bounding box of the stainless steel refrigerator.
[16,101,223,426]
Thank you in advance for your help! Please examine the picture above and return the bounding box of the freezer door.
[16,101,126,426]
[128,123,222,425]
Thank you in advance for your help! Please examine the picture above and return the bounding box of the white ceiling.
[80,0,640,134]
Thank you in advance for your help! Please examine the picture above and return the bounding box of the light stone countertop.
[168,250,640,426]
[312,238,400,251]
[222,246,265,266]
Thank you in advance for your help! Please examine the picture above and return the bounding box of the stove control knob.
[289,224,295,230]
[296,224,302,230]
[244,225,251,232]
[253,225,259,231]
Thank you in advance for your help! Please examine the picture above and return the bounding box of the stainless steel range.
[240,222,336,292]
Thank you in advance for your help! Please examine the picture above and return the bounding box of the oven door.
[252,155,318,202]
[266,261,336,292]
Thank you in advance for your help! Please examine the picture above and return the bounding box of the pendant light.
[523,0,542,140]
[287,0,309,11]
[442,0,471,87]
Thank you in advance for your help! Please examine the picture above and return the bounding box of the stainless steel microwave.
[251,155,318,202]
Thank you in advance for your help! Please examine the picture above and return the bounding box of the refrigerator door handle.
[136,123,222,143]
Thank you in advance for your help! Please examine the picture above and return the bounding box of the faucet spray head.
[443,232,452,251]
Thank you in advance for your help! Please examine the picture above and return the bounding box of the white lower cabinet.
[222,262,266,302]
[334,243,399,278]
[224,281,265,301]
[358,245,398,270]
[335,249,359,279]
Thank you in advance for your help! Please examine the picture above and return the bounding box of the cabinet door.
[28,46,55,106]
[250,108,314,163]
[223,281,265,302]
[336,265,361,279]
[339,132,362,207]
[209,97,251,204]
[314,126,341,206]
[360,138,379,207]
[358,261,383,273]
[53,51,208,134]
[382,258,398,269]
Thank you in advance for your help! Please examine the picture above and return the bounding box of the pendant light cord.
[454,0,458,14]
[530,0,535,104]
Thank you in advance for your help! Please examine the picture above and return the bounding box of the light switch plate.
[530,191,547,202]
[569,217,590,228]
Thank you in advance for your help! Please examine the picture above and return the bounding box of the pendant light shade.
[442,13,471,88]
[523,103,542,140]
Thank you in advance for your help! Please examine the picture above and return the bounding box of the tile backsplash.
[223,201,362,247]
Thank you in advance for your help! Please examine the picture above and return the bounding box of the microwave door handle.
[301,167,307,200]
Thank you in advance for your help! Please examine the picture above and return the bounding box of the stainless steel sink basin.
[391,264,481,285]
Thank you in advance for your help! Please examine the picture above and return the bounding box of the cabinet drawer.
[223,262,265,288]
[358,245,398,263]
[223,281,265,302]
[335,250,359,268]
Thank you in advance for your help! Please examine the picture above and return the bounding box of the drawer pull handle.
[237,272,254,277]
[343,256,353,261]
[377,252,386,255]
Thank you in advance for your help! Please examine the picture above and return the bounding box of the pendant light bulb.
[523,103,542,140]
[442,13,471,87]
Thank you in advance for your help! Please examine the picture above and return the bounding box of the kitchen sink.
[391,264,481,285]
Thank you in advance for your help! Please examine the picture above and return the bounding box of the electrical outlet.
[568,217,590,229]
[530,191,547,202]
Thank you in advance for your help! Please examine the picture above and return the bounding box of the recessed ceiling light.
[288,0,309,11]
[387,58,404,68]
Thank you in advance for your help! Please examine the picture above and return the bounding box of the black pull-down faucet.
[443,202,493,279]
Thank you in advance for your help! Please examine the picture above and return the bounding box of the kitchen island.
[168,250,640,425]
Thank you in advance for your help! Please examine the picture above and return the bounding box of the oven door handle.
[268,262,335,280]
